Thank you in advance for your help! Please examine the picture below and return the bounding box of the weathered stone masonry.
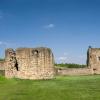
[1,47,100,78]
[0,60,5,76]
[87,47,100,74]
[57,47,100,76]
[5,47,55,79]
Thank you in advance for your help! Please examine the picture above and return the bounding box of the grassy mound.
[0,75,100,100]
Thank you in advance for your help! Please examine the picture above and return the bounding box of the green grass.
[0,75,100,100]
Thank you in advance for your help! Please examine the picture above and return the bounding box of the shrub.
[0,58,4,61]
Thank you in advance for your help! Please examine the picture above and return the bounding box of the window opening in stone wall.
[98,57,100,61]
[32,50,39,57]
[93,68,97,75]
[93,68,97,71]
[15,60,18,71]
[8,50,19,71]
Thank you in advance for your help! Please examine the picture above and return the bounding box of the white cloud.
[57,56,71,64]
[56,53,86,64]
[0,41,9,47]
[63,52,68,56]
[44,24,55,29]
[0,41,3,45]
[56,52,70,63]
[58,57,67,60]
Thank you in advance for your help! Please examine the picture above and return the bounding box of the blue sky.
[0,0,100,64]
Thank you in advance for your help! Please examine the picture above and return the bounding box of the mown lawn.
[0,75,100,100]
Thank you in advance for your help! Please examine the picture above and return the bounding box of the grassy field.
[0,75,100,100]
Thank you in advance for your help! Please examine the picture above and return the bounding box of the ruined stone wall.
[0,61,5,76]
[56,68,92,76]
[56,47,100,76]
[4,46,100,78]
[5,47,55,79]
[0,61,5,70]
[87,48,100,74]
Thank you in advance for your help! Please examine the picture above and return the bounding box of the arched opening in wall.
[32,50,39,67]
[15,61,19,71]
[93,68,97,74]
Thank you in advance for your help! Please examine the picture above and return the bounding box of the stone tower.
[5,47,55,79]
[87,47,100,74]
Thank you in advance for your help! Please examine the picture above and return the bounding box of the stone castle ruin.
[0,47,55,79]
[57,47,100,75]
[0,46,100,79]
[87,47,100,74]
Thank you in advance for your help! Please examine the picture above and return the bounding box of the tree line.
[55,63,86,68]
